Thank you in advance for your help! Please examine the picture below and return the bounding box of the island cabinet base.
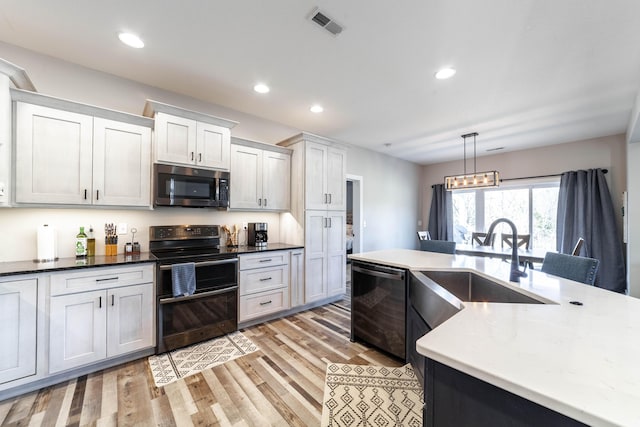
[424,359,587,427]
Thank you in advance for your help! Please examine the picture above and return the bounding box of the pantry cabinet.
[48,264,154,374]
[230,138,291,210]
[143,100,237,170]
[12,90,153,207]
[0,277,37,385]
[304,210,346,302]
[278,133,347,304]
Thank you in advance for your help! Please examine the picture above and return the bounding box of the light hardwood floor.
[0,301,401,426]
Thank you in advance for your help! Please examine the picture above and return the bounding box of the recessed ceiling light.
[310,104,324,113]
[435,67,456,79]
[253,83,270,94]
[118,32,144,49]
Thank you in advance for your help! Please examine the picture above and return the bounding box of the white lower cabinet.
[305,210,346,303]
[48,264,154,374]
[239,251,290,322]
[290,249,305,308]
[0,277,37,385]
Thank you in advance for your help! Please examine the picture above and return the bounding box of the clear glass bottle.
[75,226,87,258]
[87,225,96,257]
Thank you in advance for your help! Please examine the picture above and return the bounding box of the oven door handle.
[159,258,238,271]
[159,285,238,304]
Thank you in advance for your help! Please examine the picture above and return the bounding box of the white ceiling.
[1,0,639,165]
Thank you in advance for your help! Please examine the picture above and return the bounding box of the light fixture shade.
[444,170,500,190]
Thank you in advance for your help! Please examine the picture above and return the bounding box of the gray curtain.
[556,168,626,293]
[428,184,453,241]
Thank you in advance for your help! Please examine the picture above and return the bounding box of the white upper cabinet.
[230,138,291,211]
[304,141,346,211]
[92,118,151,207]
[144,100,237,170]
[12,90,153,207]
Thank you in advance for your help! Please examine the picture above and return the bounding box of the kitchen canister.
[36,224,58,262]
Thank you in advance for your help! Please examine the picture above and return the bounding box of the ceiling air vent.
[308,7,344,36]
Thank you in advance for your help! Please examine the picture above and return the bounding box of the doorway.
[346,175,363,256]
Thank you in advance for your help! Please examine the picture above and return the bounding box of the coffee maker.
[248,222,268,247]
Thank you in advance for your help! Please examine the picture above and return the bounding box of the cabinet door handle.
[96,190,99,201]
[259,258,272,263]
[258,198,262,206]
[323,218,327,228]
[84,189,87,200]
[264,198,267,207]
[324,193,328,203]
[259,277,272,282]
[96,277,119,282]
[199,153,202,162]
[98,296,102,308]
[328,217,332,228]
[259,300,272,306]
[111,294,115,306]
[328,193,332,204]
[191,152,195,161]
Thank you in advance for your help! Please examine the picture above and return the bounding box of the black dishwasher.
[351,261,407,360]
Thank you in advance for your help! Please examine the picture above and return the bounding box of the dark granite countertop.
[220,243,304,255]
[0,253,158,277]
[0,243,304,277]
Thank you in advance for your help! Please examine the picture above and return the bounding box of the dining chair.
[572,237,585,256]
[501,234,531,250]
[420,240,456,254]
[541,252,599,285]
[417,231,431,241]
[472,232,496,246]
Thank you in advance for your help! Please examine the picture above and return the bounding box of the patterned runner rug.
[321,363,423,426]
[148,331,258,387]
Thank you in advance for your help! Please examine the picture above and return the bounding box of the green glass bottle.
[75,226,87,258]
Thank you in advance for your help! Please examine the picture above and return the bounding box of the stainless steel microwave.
[154,164,230,208]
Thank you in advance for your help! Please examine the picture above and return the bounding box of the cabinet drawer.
[50,263,154,296]
[240,265,289,295]
[239,251,289,270]
[239,289,289,321]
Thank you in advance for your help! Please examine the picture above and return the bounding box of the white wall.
[421,134,628,242]
[346,144,422,251]
[0,42,424,261]
[627,142,640,297]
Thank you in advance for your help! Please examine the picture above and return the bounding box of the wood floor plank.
[223,360,288,426]
[0,300,408,426]
[150,393,177,427]
[200,369,244,426]
[116,361,155,426]
[183,373,218,427]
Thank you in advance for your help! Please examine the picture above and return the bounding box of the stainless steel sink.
[409,270,544,330]
[422,271,543,304]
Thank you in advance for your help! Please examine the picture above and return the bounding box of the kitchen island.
[349,249,640,427]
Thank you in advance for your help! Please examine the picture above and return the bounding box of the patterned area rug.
[148,331,258,387]
[321,363,423,427]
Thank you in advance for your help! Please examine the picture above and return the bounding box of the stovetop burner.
[149,225,227,262]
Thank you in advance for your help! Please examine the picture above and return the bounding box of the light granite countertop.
[349,249,640,427]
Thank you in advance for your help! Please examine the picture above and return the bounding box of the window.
[451,179,560,251]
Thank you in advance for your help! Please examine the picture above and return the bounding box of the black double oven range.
[150,225,238,353]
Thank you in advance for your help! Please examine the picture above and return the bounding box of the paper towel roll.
[36,224,58,262]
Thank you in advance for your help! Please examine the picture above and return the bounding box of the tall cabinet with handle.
[278,133,347,304]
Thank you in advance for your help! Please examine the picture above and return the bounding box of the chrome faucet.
[484,218,527,282]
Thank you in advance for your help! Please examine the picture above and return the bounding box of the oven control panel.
[150,225,220,240]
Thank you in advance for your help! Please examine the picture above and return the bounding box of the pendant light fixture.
[444,132,500,191]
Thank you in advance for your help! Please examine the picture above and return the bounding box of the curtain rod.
[501,169,608,182]
[431,169,608,187]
